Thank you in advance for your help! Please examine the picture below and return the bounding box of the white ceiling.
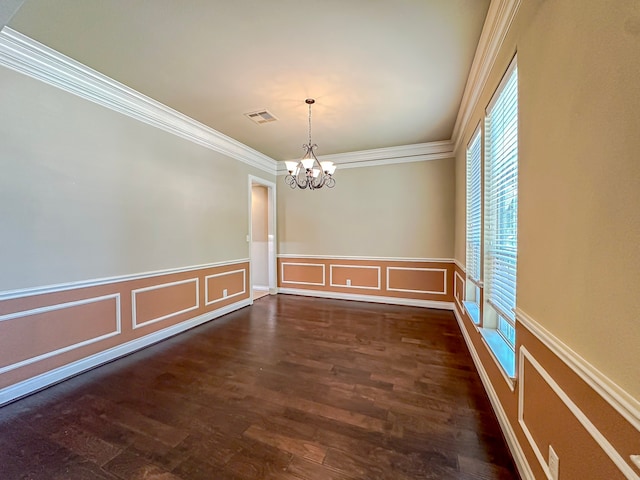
[8,0,490,161]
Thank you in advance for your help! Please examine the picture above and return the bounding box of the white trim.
[205,269,246,306]
[252,285,270,292]
[453,258,466,272]
[453,304,535,480]
[277,141,454,174]
[452,0,522,152]
[486,53,518,114]
[454,270,465,311]
[515,307,640,431]
[248,175,278,300]
[519,347,639,480]
[329,264,381,290]
[131,278,199,329]
[0,258,249,300]
[0,28,276,175]
[278,288,453,311]
[0,298,250,407]
[277,254,455,263]
[0,294,121,375]
[280,262,326,286]
[386,267,447,295]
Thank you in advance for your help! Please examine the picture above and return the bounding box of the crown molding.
[0,27,277,175]
[451,0,522,153]
[277,140,454,174]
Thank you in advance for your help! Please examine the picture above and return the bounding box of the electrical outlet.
[549,445,559,480]
[346,279,351,286]
[223,289,228,297]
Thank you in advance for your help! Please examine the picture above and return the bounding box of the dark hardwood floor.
[0,295,519,479]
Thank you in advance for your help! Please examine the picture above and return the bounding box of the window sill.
[479,328,516,383]
[463,301,480,325]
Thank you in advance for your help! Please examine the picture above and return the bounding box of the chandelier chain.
[308,102,312,146]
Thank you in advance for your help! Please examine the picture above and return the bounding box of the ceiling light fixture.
[285,99,336,190]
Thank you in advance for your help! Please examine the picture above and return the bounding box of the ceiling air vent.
[244,109,278,125]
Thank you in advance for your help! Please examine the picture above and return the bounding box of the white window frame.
[464,126,482,325]
[481,55,518,381]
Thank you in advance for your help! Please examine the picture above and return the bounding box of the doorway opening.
[248,175,277,302]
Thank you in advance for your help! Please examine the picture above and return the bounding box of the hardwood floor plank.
[243,424,327,464]
[103,449,184,480]
[0,295,519,479]
[49,424,122,467]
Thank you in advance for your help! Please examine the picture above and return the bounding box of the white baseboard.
[252,285,270,292]
[0,298,251,406]
[278,287,454,310]
[453,304,535,480]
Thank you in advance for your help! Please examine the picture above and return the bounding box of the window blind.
[466,129,482,284]
[484,62,518,323]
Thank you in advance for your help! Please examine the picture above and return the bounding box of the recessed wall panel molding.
[0,27,276,174]
[205,269,246,305]
[277,256,454,308]
[131,278,199,329]
[453,266,640,480]
[0,294,121,375]
[518,347,638,479]
[0,259,250,405]
[329,264,381,290]
[281,262,326,286]
[516,308,640,432]
[454,270,464,310]
[386,267,447,295]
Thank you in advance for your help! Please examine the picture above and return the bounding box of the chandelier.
[285,99,336,190]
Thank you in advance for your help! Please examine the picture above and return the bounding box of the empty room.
[0,1,638,479]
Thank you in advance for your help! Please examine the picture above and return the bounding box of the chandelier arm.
[284,98,336,191]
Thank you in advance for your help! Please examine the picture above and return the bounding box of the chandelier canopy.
[284,99,336,190]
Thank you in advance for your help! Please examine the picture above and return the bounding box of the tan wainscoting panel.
[0,261,249,394]
[454,270,464,310]
[278,257,454,303]
[519,348,632,480]
[206,269,246,305]
[0,294,120,375]
[451,263,640,480]
[281,262,326,286]
[330,264,380,290]
[131,278,199,329]
[386,266,447,295]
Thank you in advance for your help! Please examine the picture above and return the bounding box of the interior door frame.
[248,175,277,303]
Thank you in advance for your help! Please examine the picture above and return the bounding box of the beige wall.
[0,65,274,291]
[278,158,455,259]
[454,0,639,402]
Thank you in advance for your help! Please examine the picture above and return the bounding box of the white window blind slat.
[485,61,518,331]
[466,129,482,284]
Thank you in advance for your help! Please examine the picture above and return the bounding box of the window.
[482,58,518,378]
[464,128,482,324]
